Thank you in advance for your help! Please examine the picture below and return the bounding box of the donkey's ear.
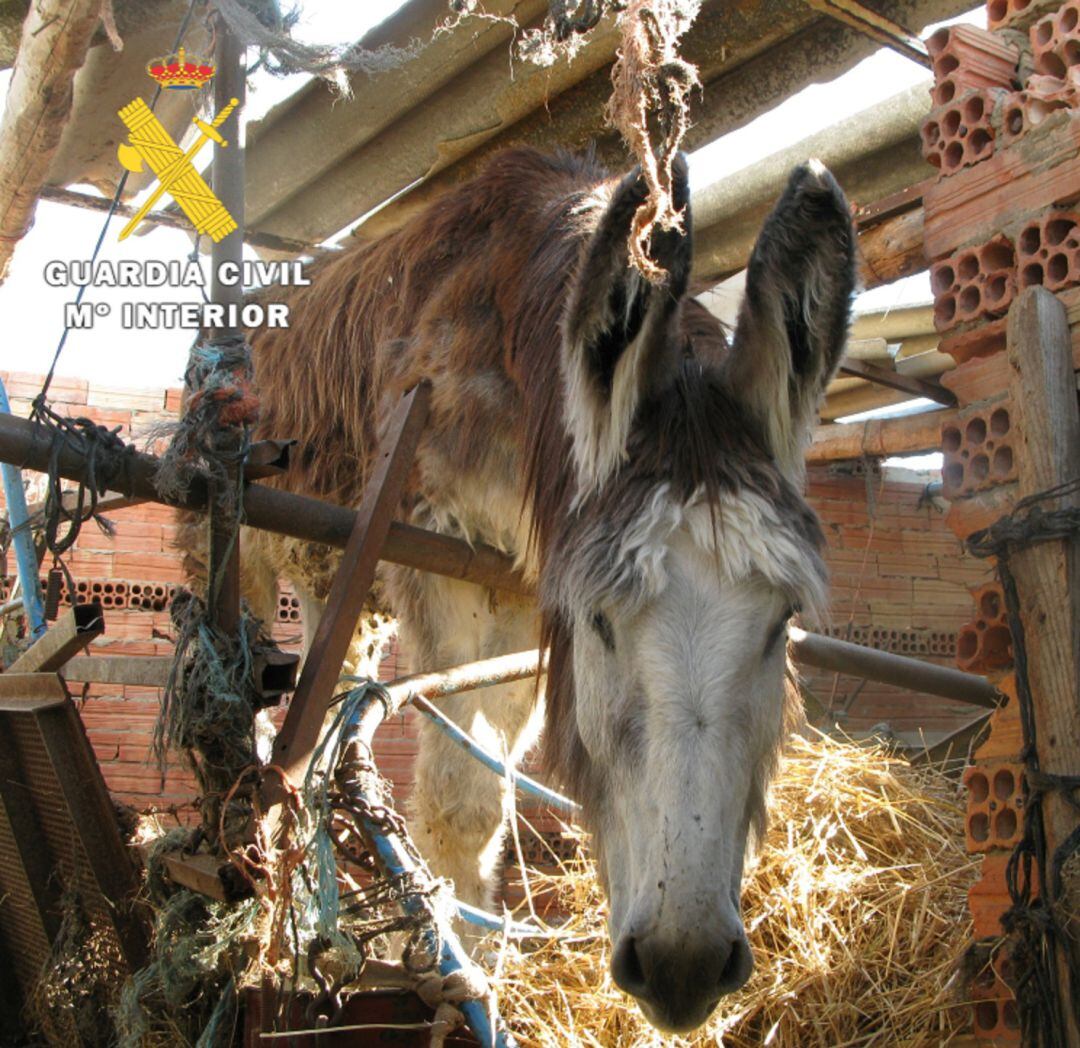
[562,154,692,491]
[730,161,856,477]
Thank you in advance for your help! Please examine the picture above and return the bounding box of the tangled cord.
[967,477,1080,1048]
[25,396,139,601]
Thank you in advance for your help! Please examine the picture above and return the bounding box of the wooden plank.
[808,405,954,462]
[0,709,64,949]
[854,179,928,229]
[804,0,931,64]
[857,205,926,289]
[272,383,432,781]
[1005,286,1080,1040]
[838,357,956,405]
[160,851,250,903]
[6,604,103,674]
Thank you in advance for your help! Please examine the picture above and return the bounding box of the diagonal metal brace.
[272,383,432,783]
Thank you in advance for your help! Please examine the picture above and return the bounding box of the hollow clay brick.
[921,89,1001,174]
[1016,208,1080,290]
[974,674,1025,761]
[964,761,1025,852]
[989,0,1065,32]
[1031,0,1080,79]
[941,400,1019,500]
[931,235,1017,332]
[939,318,1009,368]
[969,851,1039,939]
[927,25,1019,106]
[1000,74,1078,143]
[956,580,1013,675]
[945,483,1018,543]
[923,111,1080,260]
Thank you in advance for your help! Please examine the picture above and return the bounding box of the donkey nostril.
[612,936,648,997]
[717,936,752,993]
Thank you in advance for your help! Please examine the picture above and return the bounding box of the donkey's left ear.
[730,160,856,478]
[562,154,693,492]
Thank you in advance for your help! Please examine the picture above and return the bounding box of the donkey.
[237,147,855,1032]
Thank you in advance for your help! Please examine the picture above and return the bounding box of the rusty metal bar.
[0,410,1004,709]
[272,385,431,781]
[789,627,1000,707]
[0,410,530,595]
[6,603,103,674]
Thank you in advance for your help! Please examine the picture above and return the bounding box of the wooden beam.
[838,357,956,406]
[160,850,251,903]
[6,604,103,674]
[854,179,928,230]
[35,698,148,967]
[857,205,926,289]
[272,384,432,781]
[804,0,932,65]
[0,0,104,281]
[1005,287,1080,1040]
[808,405,954,463]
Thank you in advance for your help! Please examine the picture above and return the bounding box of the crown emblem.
[146,47,214,90]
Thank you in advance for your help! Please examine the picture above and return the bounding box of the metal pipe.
[341,686,516,1048]
[206,18,246,636]
[0,380,45,636]
[411,694,578,816]
[0,410,531,595]
[0,412,1002,708]
[788,627,1001,708]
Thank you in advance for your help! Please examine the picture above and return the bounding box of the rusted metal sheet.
[0,673,148,1008]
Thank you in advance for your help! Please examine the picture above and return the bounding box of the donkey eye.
[763,606,797,656]
[591,610,616,652]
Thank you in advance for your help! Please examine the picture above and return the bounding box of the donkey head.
[541,157,855,1032]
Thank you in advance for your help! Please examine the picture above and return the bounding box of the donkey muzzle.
[611,921,753,1033]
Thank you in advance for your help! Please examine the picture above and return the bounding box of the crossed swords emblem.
[116,97,240,242]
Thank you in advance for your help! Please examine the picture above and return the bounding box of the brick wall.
[0,371,991,822]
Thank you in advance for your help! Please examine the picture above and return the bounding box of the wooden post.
[1006,286,1080,1041]
[0,0,104,282]
[272,384,432,782]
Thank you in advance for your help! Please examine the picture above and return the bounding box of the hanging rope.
[966,477,1080,1048]
[605,0,701,281]
[209,0,419,93]
[464,0,703,281]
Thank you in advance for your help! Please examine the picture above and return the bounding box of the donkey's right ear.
[562,156,693,492]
